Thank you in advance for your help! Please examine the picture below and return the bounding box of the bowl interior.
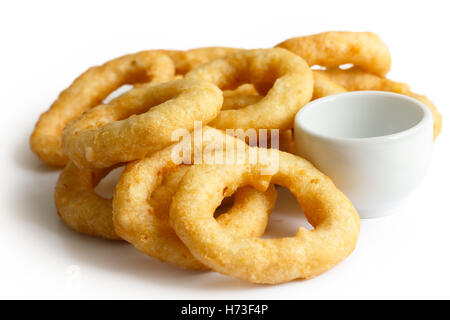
[298,92,425,139]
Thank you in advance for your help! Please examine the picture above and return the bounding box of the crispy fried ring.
[222,84,261,110]
[317,68,410,93]
[222,72,347,108]
[162,47,241,75]
[250,128,298,154]
[312,71,347,99]
[221,73,346,116]
[149,165,236,212]
[63,79,222,169]
[30,51,175,167]
[277,129,297,154]
[169,148,360,284]
[113,127,277,269]
[54,163,191,240]
[55,162,118,240]
[220,87,302,154]
[55,160,274,246]
[223,83,258,97]
[221,94,263,111]
[186,48,314,130]
[317,68,442,139]
[276,31,391,76]
[220,78,340,155]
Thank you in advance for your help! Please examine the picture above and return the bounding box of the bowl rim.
[294,90,433,144]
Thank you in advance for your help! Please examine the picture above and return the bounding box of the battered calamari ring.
[30,51,175,167]
[113,127,277,269]
[186,48,314,130]
[317,68,442,139]
[169,148,360,284]
[63,78,223,169]
[276,31,391,76]
[162,47,241,75]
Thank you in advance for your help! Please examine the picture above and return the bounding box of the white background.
[1,0,449,299]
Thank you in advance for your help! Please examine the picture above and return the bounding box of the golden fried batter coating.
[186,48,314,130]
[31,51,175,167]
[162,47,241,75]
[170,148,360,284]
[276,31,391,76]
[114,127,277,269]
[63,79,223,168]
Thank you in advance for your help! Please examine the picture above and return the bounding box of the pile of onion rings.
[29,31,441,284]
[113,127,277,269]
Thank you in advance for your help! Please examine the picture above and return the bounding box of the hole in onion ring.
[262,187,313,239]
[94,166,125,198]
[310,65,327,70]
[213,196,235,218]
[102,85,133,104]
[339,63,354,70]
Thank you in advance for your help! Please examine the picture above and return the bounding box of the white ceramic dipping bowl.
[294,91,433,218]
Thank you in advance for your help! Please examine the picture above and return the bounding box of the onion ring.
[312,71,347,99]
[223,83,258,97]
[253,128,297,154]
[54,162,183,240]
[317,68,442,139]
[317,68,410,93]
[149,165,236,213]
[186,48,314,130]
[276,31,391,76]
[55,162,119,240]
[63,78,223,169]
[169,147,360,284]
[162,47,241,75]
[220,82,328,155]
[55,160,274,245]
[222,84,261,110]
[277,129,297,154]
[30,51,175,167]
[113,127,277,269]
[222,73,347,109]
[220,87,300,154]
[222,94,263,111]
